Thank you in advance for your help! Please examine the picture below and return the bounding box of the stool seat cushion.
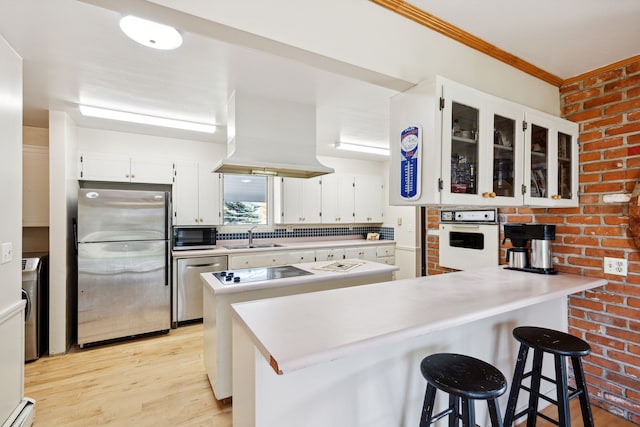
[513,326,590,356]
[420,353,507,400]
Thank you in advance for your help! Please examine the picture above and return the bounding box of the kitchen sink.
[223,243,284,250]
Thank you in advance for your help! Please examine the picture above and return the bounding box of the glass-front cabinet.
[389,76,578,207]
[524,110,578,207]
[488,101,525,206]
[441,82,526,206]
[441,82,486,205]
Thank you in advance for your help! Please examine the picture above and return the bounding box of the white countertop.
[231,266,607,375]
[173,238,395,258]
[202,259,399,295]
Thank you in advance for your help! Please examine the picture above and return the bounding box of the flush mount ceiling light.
[119,15,182,50]
[79,105,216,134]
[335,141,390,156]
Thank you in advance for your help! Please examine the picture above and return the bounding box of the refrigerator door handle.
[22,288,31,321]
[166,241,170,286]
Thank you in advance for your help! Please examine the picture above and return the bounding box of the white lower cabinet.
[228,244,395,270]
[315,248,346,261]
[344,247,377,262]
[376,245,396,265]
[229,252,289,269]
[286,250,316,265]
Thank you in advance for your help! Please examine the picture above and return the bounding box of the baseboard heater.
[2,398,35,427]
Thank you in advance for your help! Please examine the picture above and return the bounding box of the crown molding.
[562,55,640,86]
[370,0,563,87]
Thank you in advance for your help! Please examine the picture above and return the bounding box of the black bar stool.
[419,353,507,427]
[503,326,594,427]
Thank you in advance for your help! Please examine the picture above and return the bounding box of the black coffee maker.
[502,223,557,274]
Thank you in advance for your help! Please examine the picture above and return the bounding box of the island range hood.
[213,91,334,178]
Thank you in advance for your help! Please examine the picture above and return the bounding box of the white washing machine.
[22,257,41,362]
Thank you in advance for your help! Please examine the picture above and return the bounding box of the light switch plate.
[1,242,13,264]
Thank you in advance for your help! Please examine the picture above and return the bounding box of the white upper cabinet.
[353,174,383,223]
[321,173,355,224]
[389,76,578,207]
[274,177,322,224]
[523,110,579,207]
[173,161,221,226]
[79,152,174,184]
[275,173,383,225]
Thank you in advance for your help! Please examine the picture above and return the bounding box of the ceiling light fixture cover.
[79,105,216,134]
[119,15,182,50]
[335,141,390,156]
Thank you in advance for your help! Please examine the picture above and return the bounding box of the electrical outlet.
[604,257,627,276]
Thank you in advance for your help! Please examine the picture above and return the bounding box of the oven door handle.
[449,224,480,230]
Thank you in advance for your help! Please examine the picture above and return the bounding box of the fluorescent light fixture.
[335,141,390,156]
[119,15,182,50]
[79,105,216,134]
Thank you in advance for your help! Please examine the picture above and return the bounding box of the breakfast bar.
[231,266,606,427]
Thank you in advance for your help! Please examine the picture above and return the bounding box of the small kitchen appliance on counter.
[503,223,557,274]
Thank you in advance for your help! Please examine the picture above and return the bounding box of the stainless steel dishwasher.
[176,255,228,324]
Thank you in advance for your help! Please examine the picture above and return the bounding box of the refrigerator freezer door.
[77,240,170,346]
[77,188,168,242]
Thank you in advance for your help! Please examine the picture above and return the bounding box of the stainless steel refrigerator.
[77,188,171,347]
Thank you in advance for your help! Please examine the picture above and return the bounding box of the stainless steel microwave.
[172,226,217,250]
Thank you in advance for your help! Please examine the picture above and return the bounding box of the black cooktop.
[213,265,313,285]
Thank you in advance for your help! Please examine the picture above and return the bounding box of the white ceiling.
[0,0,638,159]
[409,0,640,79]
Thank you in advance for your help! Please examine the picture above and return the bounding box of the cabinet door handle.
[125,173,130,178]
[490,192,496,198]
[131,174,135,178]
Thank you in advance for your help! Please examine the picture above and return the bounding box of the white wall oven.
[439,209,499,271]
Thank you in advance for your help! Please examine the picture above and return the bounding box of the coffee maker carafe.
[503,223,557,274]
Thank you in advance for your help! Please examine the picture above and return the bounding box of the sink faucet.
[247,226,258,247]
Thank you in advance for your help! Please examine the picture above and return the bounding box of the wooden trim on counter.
[369,0,564,87]
[562,54,640,86]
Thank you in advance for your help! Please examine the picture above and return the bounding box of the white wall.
[49,111,79,354]
[0,35,25,424]
[78,127,226,161]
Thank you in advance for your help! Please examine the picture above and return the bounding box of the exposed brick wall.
[554,59,640,423]
[426,58,640,423]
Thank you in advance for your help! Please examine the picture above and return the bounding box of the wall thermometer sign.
[400,125,421,200]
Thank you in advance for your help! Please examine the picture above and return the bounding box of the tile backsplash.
[219,226,394,242]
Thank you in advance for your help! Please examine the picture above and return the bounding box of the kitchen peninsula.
[202,259,399,400]
[231,267,606,427]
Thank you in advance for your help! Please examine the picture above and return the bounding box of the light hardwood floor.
[25,323,635,426]
[25,323,231,426]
